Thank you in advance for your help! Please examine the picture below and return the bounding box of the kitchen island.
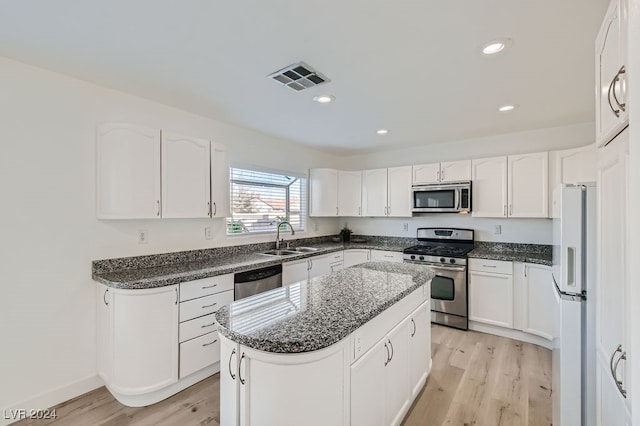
[215,261,434,426]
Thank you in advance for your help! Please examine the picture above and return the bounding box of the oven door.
[412,184,466,213]
[427,263,467,317]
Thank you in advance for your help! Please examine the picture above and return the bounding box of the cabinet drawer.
[327,251,344,262]
[180,274,234,302]
[370,250,403,262]
[179,332,220,378]
[180,290,233,322]
[469,258,512,274]
[179,313,218,343]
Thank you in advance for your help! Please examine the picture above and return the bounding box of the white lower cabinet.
[408,302,431,399]
[283,253,341,285]
[597,355,631,426]
[343,249,371,267]
[370,250,403,263]
[519,263,554,340]
[468,259,514,328]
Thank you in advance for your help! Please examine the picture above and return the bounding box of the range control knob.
[419,256,424,261]
[450,258,456,264]
[440,257,446,263]
[410,255,416,260]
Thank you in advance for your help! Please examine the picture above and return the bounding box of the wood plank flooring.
[14,325,551,426]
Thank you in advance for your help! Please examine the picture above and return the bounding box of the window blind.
[227,167,307,235]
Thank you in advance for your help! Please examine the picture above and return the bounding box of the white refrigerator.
[552,183,596,426]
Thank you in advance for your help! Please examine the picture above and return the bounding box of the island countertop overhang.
[214,261,434,354]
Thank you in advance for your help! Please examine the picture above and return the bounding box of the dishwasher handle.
[234,264,283,284]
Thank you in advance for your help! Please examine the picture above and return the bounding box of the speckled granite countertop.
[468,241,552,266]
[215,262,434,353]
[92,236,416,289]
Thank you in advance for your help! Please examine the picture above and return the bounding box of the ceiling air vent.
[268,62,330,92]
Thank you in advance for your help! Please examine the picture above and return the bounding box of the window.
[227,167,307,235]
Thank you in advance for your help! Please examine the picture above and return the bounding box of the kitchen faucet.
[275,220,295,249]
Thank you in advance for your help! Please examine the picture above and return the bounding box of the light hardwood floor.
[14,325,551,426]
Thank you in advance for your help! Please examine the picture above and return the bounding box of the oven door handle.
[426,264,466,272]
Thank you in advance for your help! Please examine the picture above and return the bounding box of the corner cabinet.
[96,283,179,406]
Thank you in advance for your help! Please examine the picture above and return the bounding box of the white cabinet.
[309,168,338,217]
[468,259,514,328]
[282,258,311,285]
[412,160,471,184]
[370,250,403,263]
[351,338,386,426]
[408,302,431,399]
[96,283,179,406]
[161,131,211,218]
[595,0,628,147]
[338,170,362,216]
[282,253,338,286]
[548,145,597,217]
[472,152,548,218]
[519,263,554,341]
[596,129,630,417]
[597,359,632,426]
[211,142,230,218]
[362,166,412,217]
[344,249,371,267]
[96,123,161,219]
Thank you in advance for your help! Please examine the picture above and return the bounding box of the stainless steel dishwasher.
[234,264,283,300]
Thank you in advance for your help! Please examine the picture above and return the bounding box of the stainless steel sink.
[292,247,319,253]
[260,249,299,256]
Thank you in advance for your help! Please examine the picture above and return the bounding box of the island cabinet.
[282,252,342,286]
[343,249,371,267]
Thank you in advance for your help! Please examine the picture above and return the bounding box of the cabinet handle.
[411,318,416,337]
[612,66,626,112]
[202,339,218,347]
[437,170,441,182]
[607,75,621,118]
[228,348,236,380]
[610,345,627,398]
[175,288,178,305]
[103,289,109,306]
[524,265,527,277]
[213,202,217,216]
[202,284,218,289]
[503,205,507,216]
[384,342,390,366]
[239,353,246,385]
[441,170,445,181]
[482,264,497,268]
[157,200,160,217]
[509,204,513,216]
[388,339,394,362]
[384,255,394,258]
[358,206,361,216]
[202,302,217,309]
[336,206,339,215]
[309,259,313,270]
[201,321,216,328]
[207,201,211,216]
[387,206,391,215]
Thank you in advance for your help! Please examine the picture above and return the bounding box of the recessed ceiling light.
[377,129,389,135]
[313,95,334,103]
[481,38,513,55]
[498,104,518,112]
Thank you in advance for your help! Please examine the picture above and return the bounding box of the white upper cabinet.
[548,145,596,217]
[161,131,211,219]
[96,123,161,219]
[362,168,389,217]
[595,0,628,147]
[471,156,508,217]
[387,166,412,217]
[309,168,338,217]
[338,170,362,217]
[508,152,548,218]
[412,160,470,185]
[210,142,230,218]
[472,152,548,218]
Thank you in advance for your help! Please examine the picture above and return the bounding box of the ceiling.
[0,0,608,155]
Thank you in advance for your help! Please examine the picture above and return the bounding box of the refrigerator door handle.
[567,247,576,288]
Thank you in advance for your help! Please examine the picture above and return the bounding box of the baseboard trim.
[2,375,104,426]
[469,321,553,350]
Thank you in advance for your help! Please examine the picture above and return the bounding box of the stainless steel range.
[403,228,474,330]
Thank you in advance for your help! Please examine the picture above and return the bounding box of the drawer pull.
[202,302,217,309]
[482,265,497,268]
[201,321,216,328]
[201,284,218,289]
[202,339,218,347]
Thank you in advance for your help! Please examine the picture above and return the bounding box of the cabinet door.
[308,254,330,279]
[220,336,240,426]
[370,250,403,263]
[351,339,386,426]
[211,142,230,218]
[282,258,309,286]
[337,170,362,216]
[387,166,412,217]
[110,285,179,395]
[343,249,370,267]
[309,168,338,216]
[471,156,507,217]
[595,0,628,147]
[440,160,471,182]
[362,168,388,217]
[597,357,631,426]
[548,145,597,217]
[412,163,440,184]
[508,152,548,218]
[408,301,430,399]
[96,123,161,219]
[161,131,211,218]
[522,264,554,340]
[385,319,410,426]
[468,270,513,328]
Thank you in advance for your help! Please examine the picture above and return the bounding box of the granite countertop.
[92,238,414,290]
[468,242,552,266]
[214,261,434,353]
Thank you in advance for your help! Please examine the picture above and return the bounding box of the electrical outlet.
[403,222,409,232]
[204,226,213,240]
[494,225,502,235]
[137,229,149,244]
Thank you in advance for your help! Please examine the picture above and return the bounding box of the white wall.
[0,56,343,420]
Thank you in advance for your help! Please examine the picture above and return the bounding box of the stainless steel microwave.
[411,182,471,213]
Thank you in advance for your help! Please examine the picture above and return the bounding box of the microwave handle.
[455,189,460,210]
